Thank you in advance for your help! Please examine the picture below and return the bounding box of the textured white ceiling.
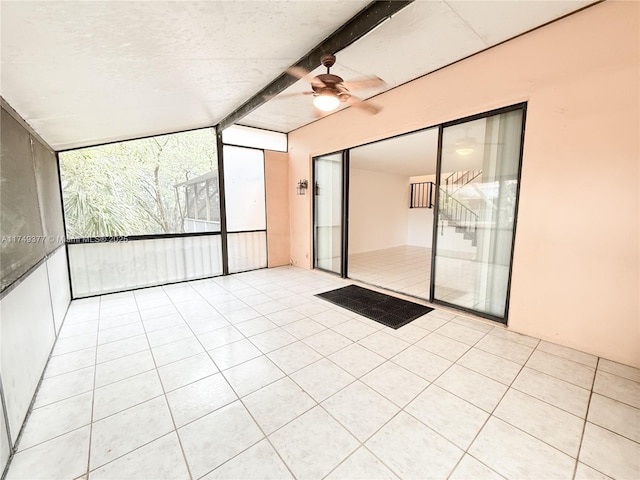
[347,115,505,177]
[242,0,595,132]
[351,128,439,177]
[0,0,369,149]
[1,0,595,149]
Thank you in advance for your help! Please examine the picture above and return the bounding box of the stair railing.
[409,181,434,208]
[444,169,482,195]
[439,187,478,245]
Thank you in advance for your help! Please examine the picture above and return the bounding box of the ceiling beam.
[216,0,414,131]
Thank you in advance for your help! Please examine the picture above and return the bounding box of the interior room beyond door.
[347,128,438,299]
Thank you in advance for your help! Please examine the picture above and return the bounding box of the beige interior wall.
[287,1,639,367]
[265,150,291,267]
[349,168,409,254]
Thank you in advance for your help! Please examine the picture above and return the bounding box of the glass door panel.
[313,153,344,275]
[433,108,524,320]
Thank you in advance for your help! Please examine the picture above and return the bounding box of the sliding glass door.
[313,152,347,276]
[432,107,525,321]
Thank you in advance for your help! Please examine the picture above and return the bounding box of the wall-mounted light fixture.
[297,179,308,195]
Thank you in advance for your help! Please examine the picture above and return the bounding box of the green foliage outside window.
[59,128,218,238]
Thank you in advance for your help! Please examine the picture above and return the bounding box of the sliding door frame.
[312,149,349,278]
[429,102,527,324]
[316,102,527,324]
[429,124,445,303]
[342,149,350,278]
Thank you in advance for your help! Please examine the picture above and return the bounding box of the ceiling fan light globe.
[313,93,340,112]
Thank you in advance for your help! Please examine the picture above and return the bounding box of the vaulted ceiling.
[0,1,596,151]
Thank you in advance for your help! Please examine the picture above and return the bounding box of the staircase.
[444,169,482,194]
[439,170,482,246]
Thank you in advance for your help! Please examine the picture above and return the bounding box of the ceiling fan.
[275,54,385,114]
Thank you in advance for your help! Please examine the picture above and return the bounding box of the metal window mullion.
[215,130,229,275]
[429,125,444,302]
[341,150,349,279]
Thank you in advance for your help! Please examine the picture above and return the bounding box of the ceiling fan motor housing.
[312,54,350,99]
[320,53,336,68]
[312,73,346,90]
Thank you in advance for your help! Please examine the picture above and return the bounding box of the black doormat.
[316,284,433,329]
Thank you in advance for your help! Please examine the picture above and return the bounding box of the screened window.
[222,145,267,273]
[59,128,219,239]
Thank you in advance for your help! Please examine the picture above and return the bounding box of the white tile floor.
[349,246,431,299]
[5,266,640,480]
[349,245,510,314]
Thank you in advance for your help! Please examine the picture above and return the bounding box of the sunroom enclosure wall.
[62,126,288,297]
[0,102,71,472]
[287,1,640,367]
[60,128,225,297]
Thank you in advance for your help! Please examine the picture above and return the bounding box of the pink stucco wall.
[286,1,640,367]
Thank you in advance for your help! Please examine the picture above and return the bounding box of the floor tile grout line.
[172,280,302,480]
[572,357,600,480]
[89,290,490,400]
[17,302,412,478]
[87,431,182,478]
[16,387,95,420]
[448,452,504,480]
[93,357,158,390]
[132,290,195,480]
[83,295,102,479]
[314,402,385,480]
[195,394,300,480]
[534,345,600,369]
[91,390,167,425]
[13,267,639,480]
[94,339,149,365]
[482,410,583,461]
[56,326,153,356]
[309,319,483,470]
[595,367,640,385]
[497,384,588,420]
[445,338,542,479]
[531,341,599,364]
[521,363,594,391]
[319,361,467,480]
[13,423,92,459]
[163,384,235,431]
[397,326,495,420]
[246,287,392,468]
[41,357,97,381]
[434,370,517,478]
[578,403,640,444]
[167,305,325,382]
[507,377,593,422]
[158,279,291,478]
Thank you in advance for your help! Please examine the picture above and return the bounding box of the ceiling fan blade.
[286,66,321,83]
[346,95,381,115]
[287,66,326,88]
[342,75,386,91]
[286,66,310,79]
[263,91,314,101]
